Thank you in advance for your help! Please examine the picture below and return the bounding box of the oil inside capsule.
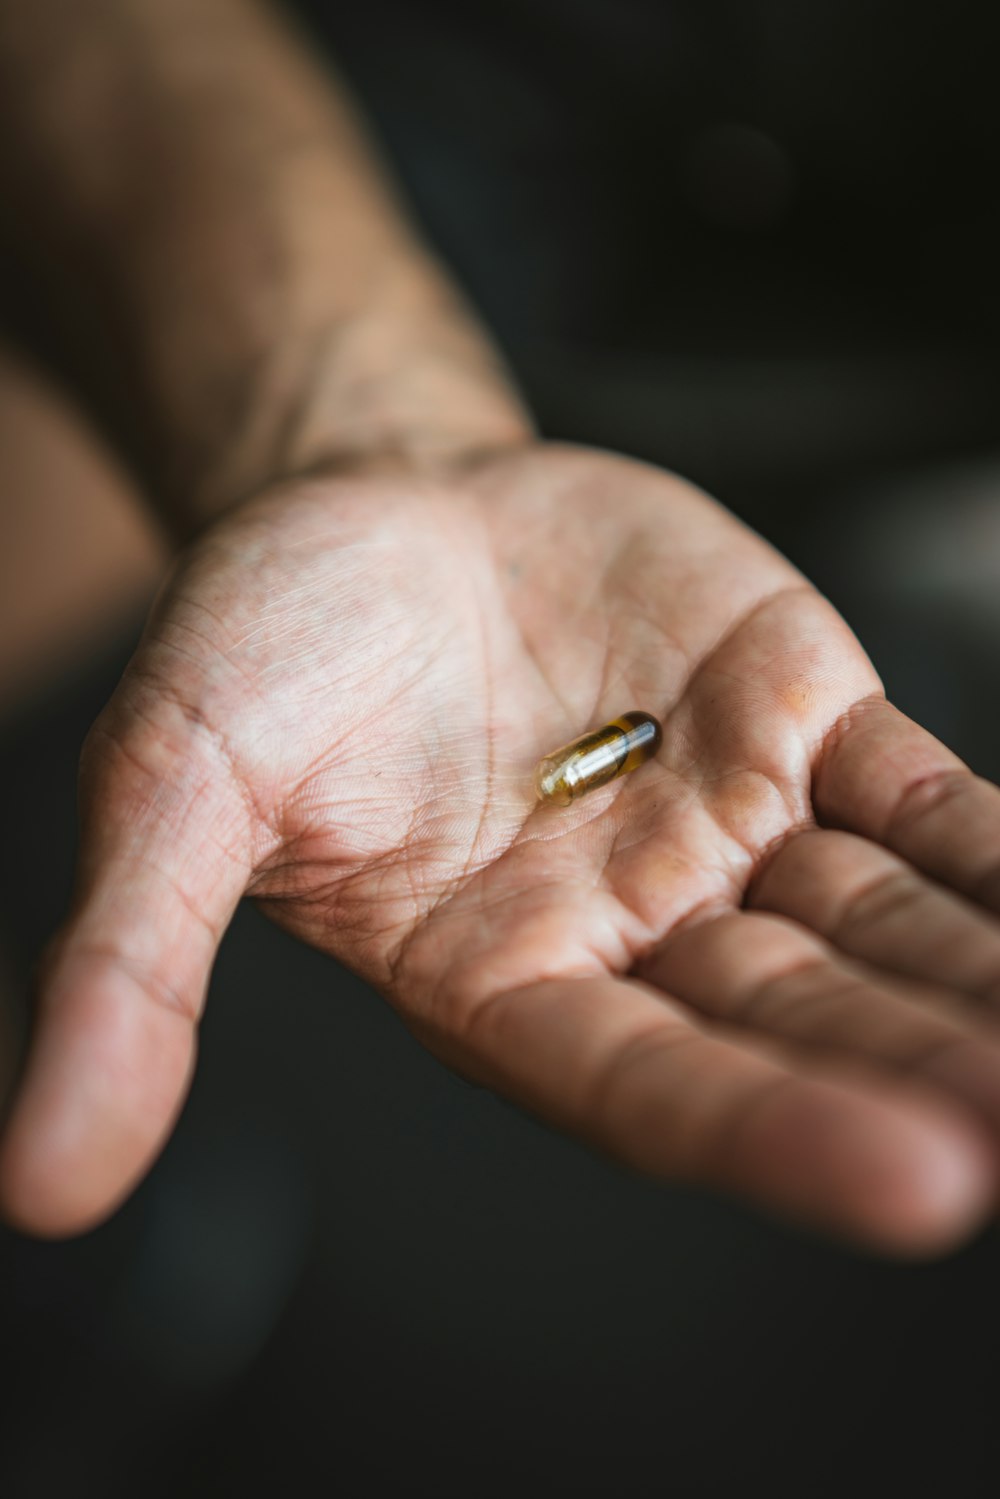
[534,711,662,807]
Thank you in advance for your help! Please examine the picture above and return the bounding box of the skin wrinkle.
[213,586,329,658]
[392,873,637,1017]
[590,617,659,728]
[676,925,833,1026]
[743,959,872,1032]
[704,766,810,852]
[583,997,804,1188]
[151,541,474,848]
[449,954,625,1066]
[883,768,974,848]
[641,904,1000,1108]
[749,837,1000,1014]
[870,1030,982,1079]
[281,522,563,959]
[827,865,926,946]
[744,822,821,904]
[112,858,229,958]
[52,941,201,1023]
[807,701,1000,912]
[117,672,279,856]
[602,817,735,942]
[816,860,1000,1007]
[663,676,808,797]
[634,891,737,954]
[605,605,693,707]
[491,512,620,723]
[81,715,208,818]
[685,1072,805,1187]
[457,603,498,896]
[291,779,443,873]
[810,691,888,811]
[583,1020,707,1143]
[622,772,804,944]
[157,594,236,656]
[670,583,819,710]
[263,635,416,737]
[259,322,335,495]
[506,606,581,728]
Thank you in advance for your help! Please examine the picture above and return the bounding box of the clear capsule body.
[534,711,662,807]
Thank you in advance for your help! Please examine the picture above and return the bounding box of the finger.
[415,971,995,1256]
[750,829,1000,1008]
[639,908,1000,1142]
[0,694,254,1236]
[814,698,1000,909]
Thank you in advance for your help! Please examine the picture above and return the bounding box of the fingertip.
[729,1077,997,1258]
[852,1108,995,1259]
[0,958,198,1238]
[0,1133,108,1240]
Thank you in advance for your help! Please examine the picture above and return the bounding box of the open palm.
[7,442,1000,1252]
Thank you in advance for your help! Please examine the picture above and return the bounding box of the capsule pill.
[534,711,662,807]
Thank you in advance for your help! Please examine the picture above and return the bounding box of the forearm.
[0,0,529,532]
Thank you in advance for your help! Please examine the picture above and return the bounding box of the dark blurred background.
[3,1,1000,1493]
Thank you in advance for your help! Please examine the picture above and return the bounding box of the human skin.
[0,346,165,711]
[4,1,1000,1254]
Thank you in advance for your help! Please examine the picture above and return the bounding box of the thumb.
[0,688,254,1236]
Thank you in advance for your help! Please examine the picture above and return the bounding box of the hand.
[7,441,1000,1253]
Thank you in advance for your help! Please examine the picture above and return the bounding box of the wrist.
[190,261,531,527]
[0,2,531,537]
